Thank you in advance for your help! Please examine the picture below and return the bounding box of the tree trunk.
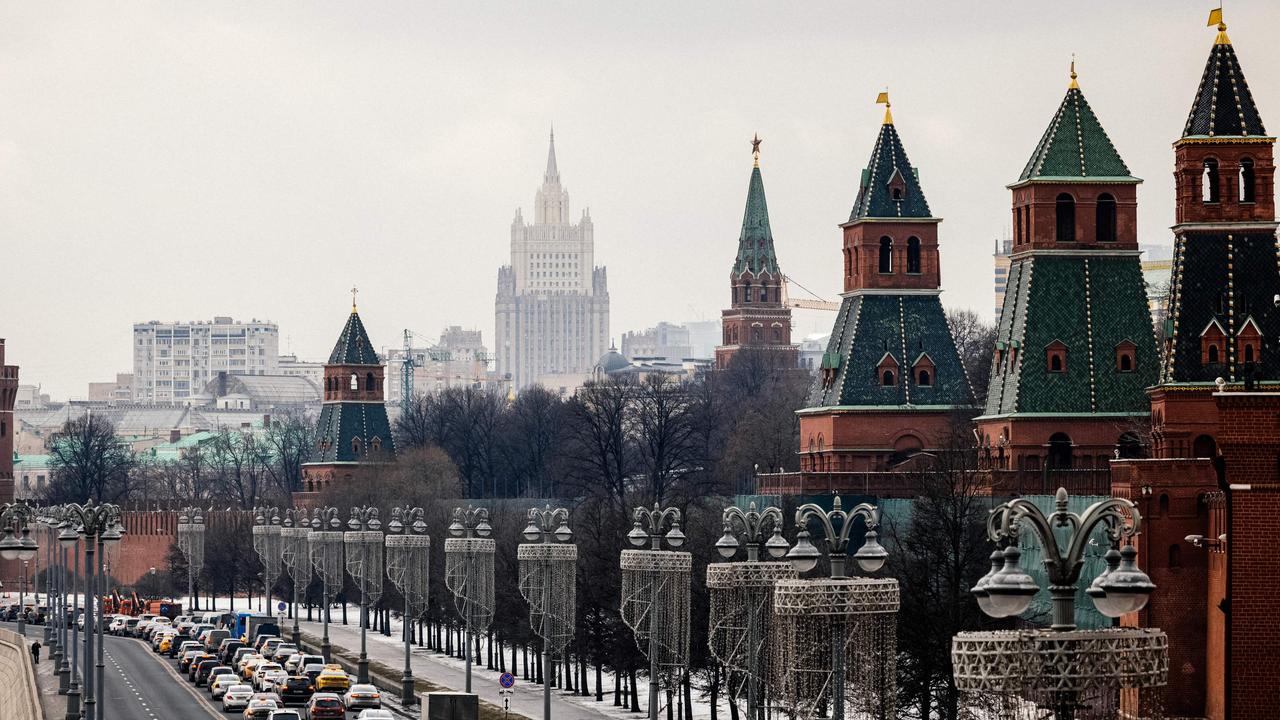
[596,658,603,702]
[683,673,692,720]
[629,668,640,712]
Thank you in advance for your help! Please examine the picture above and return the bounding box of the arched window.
[1117,432,1144,459]
[752,328,761,342]
[1120,354,1132,371]
[891,186,902,200]
[352,437,362,454]
[1158,493,1170,517]
[1047,432,1073,469]
[743,283,752,303]
[1245,344,1255,363]
[1015,207,1023,244]
[907,237,922,274]
[917,369,931,386]
[881,369,896,386]
[366,372,375,392]
[1207,344,1219,364]
[1096,193,1117,242]
[1046,341,1067,373]
[1204,159,1220,203]
[1192,434,1217,458]
[350,373,359,391]
[1169,544,1182,568]
[1055,193,1075,242]
[1240,157,1256,203]
[760,287,768,303]
[844,247,852,277]
[878,237,893,273]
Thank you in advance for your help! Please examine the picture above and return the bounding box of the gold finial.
[1208,7,1230,44]
[876,90,892,125]
[1069,55,1079,89]
[751,133,762,167]
[350,285,358,313]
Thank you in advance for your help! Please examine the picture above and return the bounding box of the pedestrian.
[30,640,41,664]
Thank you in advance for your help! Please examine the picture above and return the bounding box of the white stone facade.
[132,317,279,403]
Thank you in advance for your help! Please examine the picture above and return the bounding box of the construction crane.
[782,275,840,311]
[399,329,453,413]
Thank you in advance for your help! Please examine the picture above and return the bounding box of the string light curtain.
[621,549,692,689]
[518,542,577,654]
[707,561,797,707]
[445,536,496,633]
[386,534,431,619]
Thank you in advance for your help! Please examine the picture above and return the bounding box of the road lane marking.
[111,639,224,720]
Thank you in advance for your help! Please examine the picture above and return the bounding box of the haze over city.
[3,1,1278,398]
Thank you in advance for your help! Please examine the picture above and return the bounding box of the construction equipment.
[782,275,840,312]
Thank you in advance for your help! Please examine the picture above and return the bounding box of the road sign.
[499,672,515,688]
[277,601,286,612]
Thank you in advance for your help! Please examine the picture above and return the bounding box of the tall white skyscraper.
[132,316,279,403]
[496,130,609,389]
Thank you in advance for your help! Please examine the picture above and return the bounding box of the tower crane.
[399,329,452,414]
[781,275,840,311]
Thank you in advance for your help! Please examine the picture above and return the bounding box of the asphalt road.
[84,632,225,720]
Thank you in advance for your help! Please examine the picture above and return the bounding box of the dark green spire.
[328,311,380,365]
[849,120,931,221]
[1018,77,1136,182]
[733,161,780,275]
[1183,29,1267,137]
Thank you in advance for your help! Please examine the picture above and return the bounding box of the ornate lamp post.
[94,517,122,720]
[444,505,495,694]
[176,507,206,611]
[518,506,576,720]
[708,502,796,720]
[58,510,82,720]
[62,501,122,720]
[345,505,383,684]
[280,509,311,646]
[307,506,344,663]
[0,502,38,635]
[621,504,691,720]
[35,506,68,693]
[385,506,430,706]
[777,496,898,720]
[251,507,283,613]
[952,488,1168,720]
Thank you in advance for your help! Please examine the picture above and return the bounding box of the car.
[188,623,214,641]
[291,654,323,673]
[174,641,202,659]
[153,628,178,650]
[178,650,206,672]
[240,656,267,680]
[277,676,314,706]
[220,640,247,664]
[145,617,172,640]
[251,691,283,705]
[356,710,395,720]
[301,663,325,684]
[258,669,288,693]
[210,672,241,699]
[242,699,278,719]
[269,644,298,664]
[258,638,283,658]
[232,647,258,668]
[198,663,233,687]
[304,693,346,720]
[314,667,350,692]
[156,634,177,654]
[108,617,127,635]
[223,684,255,713]
[343,684,381,710]
[194,659,225,685]
[266,711,302,720]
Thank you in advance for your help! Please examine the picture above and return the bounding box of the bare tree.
[44,414,139,504]
[261,411,316,495]
[946,308,996,408]
[632,374,700,504]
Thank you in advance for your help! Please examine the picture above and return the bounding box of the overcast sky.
[3,2,1278,399]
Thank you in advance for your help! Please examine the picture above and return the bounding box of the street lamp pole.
[61,516,81,720]
[307,506,344,663]
[177,508,206,613]
[252,507,283,620]
[345,505,383,685]
[60,501,121,720]
[624,504,688,720]
[445,505,495,694]
[0,502,39,635]
[280,509,311,647]
[385,506,430,707]
[95,518,122,720]
[519,505,575,720]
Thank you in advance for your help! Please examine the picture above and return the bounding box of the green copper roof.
[849,123,931,220]
[1184,39,1266,137]
[328,311,381,366]
[310,400,395,463]
[733,165,781,275]
[1019,87,1135,182]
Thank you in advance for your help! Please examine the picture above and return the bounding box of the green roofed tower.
[975,64,1157,473]
[796,94,975,485]
[715,135,798,370]
[298,290,395,503]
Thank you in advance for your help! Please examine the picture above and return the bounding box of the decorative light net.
[281,527,312,586]
[951,628,1168,720]
[386,535,431,618]
[518,543,578,654]
[620,549,692,688]
[253,522,283,589]
[770,577,899,720]
[178,517,205,574]
[308,530,346,598]
[707,561,797,705]
[344,530,385,604]
[444,537,496,632]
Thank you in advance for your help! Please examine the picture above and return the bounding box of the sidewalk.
[296,619,622,720]
[15,624,67,720]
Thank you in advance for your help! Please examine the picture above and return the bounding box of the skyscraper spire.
[544,125,559,182]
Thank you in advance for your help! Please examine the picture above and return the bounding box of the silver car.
[222,684,255,712]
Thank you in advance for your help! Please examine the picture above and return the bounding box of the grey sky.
[3,2,1278,399]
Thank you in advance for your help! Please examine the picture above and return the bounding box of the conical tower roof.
[733,149,780,275]
[1183,21,1267,137]
[849,112,931,220]
[328,310,380,365]
[1018,69,1136,182]
[544,126,560,182]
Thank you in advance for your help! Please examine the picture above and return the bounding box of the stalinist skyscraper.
[496,130,610,390]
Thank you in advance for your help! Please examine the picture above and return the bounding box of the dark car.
[304,693,345,720]
[242,699,279,719]
[197,663,232,687]
[301,663,325,684]
[191,657,219,683]
[278,676,314,706]
[182,651,212,674]
[219,640,245,664]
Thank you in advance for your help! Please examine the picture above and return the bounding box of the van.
[204,629,231,652]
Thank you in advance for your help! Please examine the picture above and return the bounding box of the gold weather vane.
[1209,6,1230,45]
[876,90,893,125]
[751,133,762,167]
[351,285,358,313]
[1069,55,1079,89]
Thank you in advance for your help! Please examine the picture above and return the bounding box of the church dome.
[597,348,631,374]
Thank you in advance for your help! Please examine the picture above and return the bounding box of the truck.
[231,611,281,645]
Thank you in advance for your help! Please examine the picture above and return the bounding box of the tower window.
[1046,340,1068,373]
[760,288,768,303]
[1208,344,1219,363]
[1055,193,1075,242]
[891,187,902,200]
[917,369,931,386]
[366,372,376,392]
[350,373,359,391]
[1096,193,1117,242]
[743,283,752,303]
[879,237,893,273]
[907,237,922,274]
[352,437,362,454]
[881,369,896,386]
[1240,157,1256,203]
[1204,159,1220,203]
[1115,341,1136,373]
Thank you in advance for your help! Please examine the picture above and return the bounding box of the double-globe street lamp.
[444,505,495,694]
[779,496,897,720]
[34,506,69,694]
[385,506,430,706]
[708,502,795,720]
[176,507,205,612]
[0,501,39,635]
[952,488,1167,720]
[345,505,384,685]
[280,509,312,646]
[518,506,576,720]
[621,504,690,720]
[251,507,283,615]
[307,506,344,663]
[62,500,123,720]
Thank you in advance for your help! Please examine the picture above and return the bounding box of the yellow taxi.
[241,656,267,681]
[157,635,175,654]
[314,665,350,692]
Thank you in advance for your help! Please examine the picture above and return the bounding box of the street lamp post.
[385,506,430,706]
[0,502,39,636]
[280,509,311,646]
[307,506,344,663]
[345,505,383,685]
[953,488,1168,720]
[444,505,495,694]
[36,506,68,694]
[708,502,795,720]
[59,513,81,720]
[518,505,576,720]
[61,500,122,720]
[621,504,691,720]
[779,496,896,720]
[94,517,122,720]
[251,508,283,616]
[176,508,205,612]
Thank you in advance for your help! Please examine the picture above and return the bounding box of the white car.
[108,617,127,635]
[267,711,302,720]
[222,684,254,712]
[259,669,288,693]
[253,663,284,691]
[209,672,240,699]
[356,710,394,720]
[343,684,382,710]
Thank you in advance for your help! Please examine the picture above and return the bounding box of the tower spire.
[1208,6,1230,45]
[544,125,559,182]
[876,90,893,125]
[751,132,762,168]
[1069,55,1079,89]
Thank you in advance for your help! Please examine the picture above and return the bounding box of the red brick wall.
[0,339,18,504]
[842,220,941,292]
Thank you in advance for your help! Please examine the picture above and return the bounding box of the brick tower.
[715,136,797,370]
[800,96,974,476]
[298,294,395,501]
[1149,15,1278,459]
[0,339,17,504]
[976,65,1158,472]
